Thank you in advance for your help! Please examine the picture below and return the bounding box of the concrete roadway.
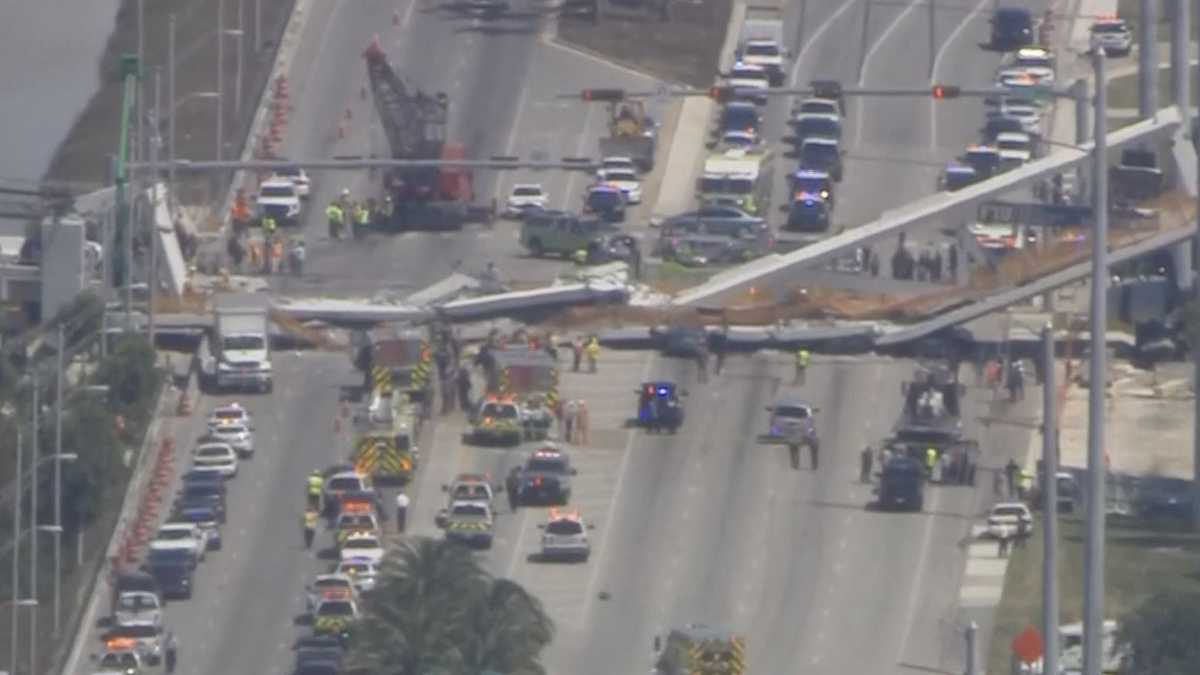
[763,0,1048,236]
[268,0,661,298]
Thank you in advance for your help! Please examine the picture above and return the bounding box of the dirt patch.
[44,0,296,206]
[556,0,733,87]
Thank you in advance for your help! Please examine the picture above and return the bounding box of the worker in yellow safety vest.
[262,214,278,238]
[793,349,811,385]
[352,203,369,239]
[925,447,938,475]
[306,471,323,509]
[585,336,600,373]
[303,509,319,549]
[326,203,344,240]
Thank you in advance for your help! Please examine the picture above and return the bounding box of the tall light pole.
[1083,48,1109,675]
[1194,0,1200,534]
[29,368,39,675]
[150,69,163,347]
[255,0,262,51]
[217,0,226,162]
[136,0,146,167]
[225,28,246,120]
[53,324,64,635]
[9,410,21,675]
[1042,323,1059,675]
[168,14,177,220]
[1136,0,1158,119]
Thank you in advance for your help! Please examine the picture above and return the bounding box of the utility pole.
[235,0,245,116]
[1042,323,1059,675]
[29,368,39,675]
[1073,78,1090,202]
[1082,48,1109,675]
[927,0,936,79]
[255,0,262,51]
[169,14,177,220]
[136,0,145,168]
[1193,5,1200,533]
[150,69,163,347]
[10,424,22,675]
[53,324,64,635]
[857,0,872,83]
[217,0,226,162]
[1137,0,1157,119]
[1170,0,1189,115]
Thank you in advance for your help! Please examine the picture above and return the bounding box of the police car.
[940,162,979,191]
[1089,16,1132,57]
[987,501,1034,538]
[339,531,385,564]
[508,446,576,507]
[305,574,358,613]
[1010,47,1055,83]
[790,169,834,207]
[786,192,830,231]
[724,63,771,105]
[597,170,643,204]
[539,509,593,562]
[92,640,145,675]
[583,183,627,223]
[114,590,163,628]
[335,558,380,593]
[208,402,252,429]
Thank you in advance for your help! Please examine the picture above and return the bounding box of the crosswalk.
[505,350,652,632]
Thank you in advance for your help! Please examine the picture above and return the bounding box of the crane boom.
[363,39,448,162]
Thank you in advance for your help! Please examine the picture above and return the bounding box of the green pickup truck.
[519,210,616,258]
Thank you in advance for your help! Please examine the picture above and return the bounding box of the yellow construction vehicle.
[599,99,658,172]
[653,624,746,675]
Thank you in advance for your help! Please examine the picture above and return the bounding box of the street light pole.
[53,324,64,635]
[255,0,262,51]
[1137,0,1157,119]
[1042,323,1059,675]
[1082,48,1109,675]
[150,69,162,347]
[235,0,245,116]
[217,0,225,163]
[29,368,39,675]
[169,14,177,219]
[10,423,21,675]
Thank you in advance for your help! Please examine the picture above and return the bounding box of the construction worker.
[572,337,584,372]
[262,214,278,239]
[380,196,394,227]
[290,238,306,277]
[585,336,600,373]
[164,631,178,673]
[562,399,579,443]
[270,237,285,276]
[793,349,811,385]
[576,399,590,445]
[306,470,323,510]
[326,201,344,239]
[353,202,370,239]
[860,445,874,483]
[231,190,252,237]
[456,367,472,413]
[303,508,318,549]
[925,447,938,476]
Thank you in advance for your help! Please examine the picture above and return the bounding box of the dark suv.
[991,7,1033,50]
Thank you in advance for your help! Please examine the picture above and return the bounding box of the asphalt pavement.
[765,0,1049,235]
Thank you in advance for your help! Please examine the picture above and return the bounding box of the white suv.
[539,509,591,561]
[1089,19,1132,57]
[257,178,302,224]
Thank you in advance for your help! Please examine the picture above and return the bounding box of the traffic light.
[581,88,625,102]
[931,84,961,99]
[708,86,735,103]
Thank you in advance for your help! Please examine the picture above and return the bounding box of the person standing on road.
[326,202,344,240]
[303,509,318,549]
[456,366,472,413]
[585,336,600,373]
[227,235,245,273]
[860,445,874,483]
[395,492,410,534]
[1005,458,1020,498]
[165,631,178,673]
[572,337,584,372]
[307,471,324,510]
[793,349,810,385]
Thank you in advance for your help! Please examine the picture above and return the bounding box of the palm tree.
[349,538,555,675]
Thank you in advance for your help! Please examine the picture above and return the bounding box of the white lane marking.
[791,0,863,83]
[579,355,656,618]
[493,74,535,201]
[542,38,659,84]
[400,0,417,31]
[559,104,598,210]
[928,0,992,148]
[857,0,924,86]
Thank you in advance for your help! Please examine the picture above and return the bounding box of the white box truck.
[205,306,273,393]
[737,6,788,86]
